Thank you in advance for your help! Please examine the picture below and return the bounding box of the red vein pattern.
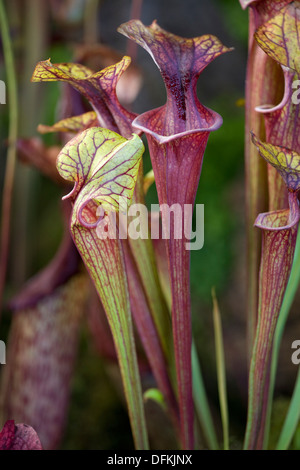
[241,0,293,360]
[118,19,231,450]
[57,126,149,449]
[254,3,300,74]
[0,274,87,450]
[245,192,300,449]
[0,420,43,450]
[32,57,137,139]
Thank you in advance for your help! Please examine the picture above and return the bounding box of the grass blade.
[212,288,229,450]
[192,341,219,450]
[276,366,300,449]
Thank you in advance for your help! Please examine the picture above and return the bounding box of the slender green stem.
[11,0,48,288]
[192,342,219,450]
[0,0,18,313]
[244,197,299,449]
[212,288,229,450]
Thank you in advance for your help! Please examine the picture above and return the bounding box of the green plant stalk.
[191,342,219,450]
[0,0,18,313]
[276,366,300,450]
[130,165,175,374]
[212,288,229,450]
[122,236,179,430]
[249,3,300,447]
[118,19,231,449]
[12,0,48,288]
[71,214,149,449]
[241,0,290,367]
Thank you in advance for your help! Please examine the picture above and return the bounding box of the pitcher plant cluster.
[0,0,300,451]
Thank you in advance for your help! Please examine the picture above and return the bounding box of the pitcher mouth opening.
[255,193,300,231]
[132,105,223,145]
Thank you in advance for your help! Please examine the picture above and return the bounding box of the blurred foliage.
[61,327,135,450]
[216,0,249,47]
